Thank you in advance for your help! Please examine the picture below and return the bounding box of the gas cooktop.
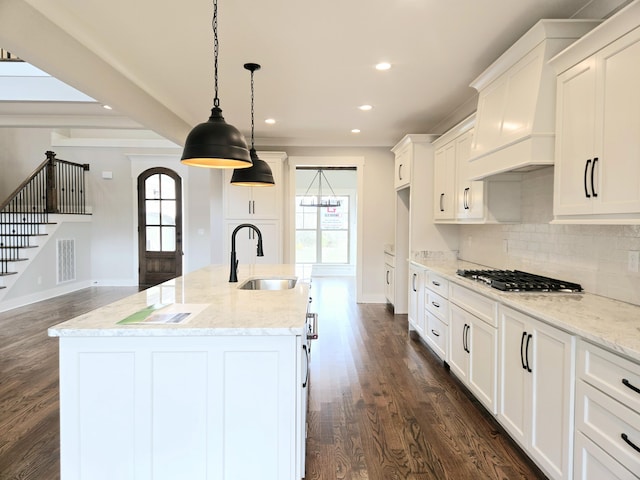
[456,269,583,293]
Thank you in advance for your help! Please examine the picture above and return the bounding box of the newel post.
[45,150,59,213]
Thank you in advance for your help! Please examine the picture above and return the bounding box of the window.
[144,173,177,252]
[295,196,349,264]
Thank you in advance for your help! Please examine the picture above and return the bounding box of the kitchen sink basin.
[237,276,298,290]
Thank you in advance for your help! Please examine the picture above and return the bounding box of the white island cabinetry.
[49,264,311,480]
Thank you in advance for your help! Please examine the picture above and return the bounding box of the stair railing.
[0,151,90,275]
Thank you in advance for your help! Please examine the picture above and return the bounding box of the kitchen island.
[48,264,312,480]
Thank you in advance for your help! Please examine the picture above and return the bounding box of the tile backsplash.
[459,167,640,306]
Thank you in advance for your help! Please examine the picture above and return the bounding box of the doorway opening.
[137,167,183,287]
[295,167,357,277]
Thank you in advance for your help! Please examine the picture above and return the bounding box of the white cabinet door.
[455,129,485,221]
[596,28,640,215]
[499,306,575,480]
[498,307,529,444]
[554,59,598,216]
[449,303,470,384]
[394,142,412,190]
[468,315,497,414]
[408,264,424,335]
[433,142,456,220]
[384,264,395,306]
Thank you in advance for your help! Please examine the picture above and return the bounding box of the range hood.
[467,19,602,180]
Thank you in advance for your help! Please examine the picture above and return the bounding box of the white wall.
[0,127,216,289]
[459,167,640,306]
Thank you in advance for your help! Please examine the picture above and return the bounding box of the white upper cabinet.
[391,134,433,191]
[468,20,601,180]
[551,4,640,223]
[433,141,457,220]
[432,115,521,224]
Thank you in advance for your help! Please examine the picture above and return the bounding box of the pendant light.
[230,63,275,186]
[299,168,341,207]
[181,0,251,168]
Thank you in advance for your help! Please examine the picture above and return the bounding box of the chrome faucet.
[229,223,264,282]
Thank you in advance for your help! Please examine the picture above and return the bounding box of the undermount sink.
[237,276,298,291]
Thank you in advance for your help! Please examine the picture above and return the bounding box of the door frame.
[137,166,183,286]
[287,156,364,302]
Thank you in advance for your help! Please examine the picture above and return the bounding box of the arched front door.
[137,167,183,287]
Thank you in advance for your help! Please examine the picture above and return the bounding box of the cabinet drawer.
[450,283,498,327]
[576,381,640,475]
[574,431,638,480]
[425,289,448,323]
[384,252,395,268]
[425,311,448,361]
[426,272,449,298]
[578,340,640,414]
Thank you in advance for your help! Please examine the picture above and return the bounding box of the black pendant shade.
[180,0,251,168]
[230,148,275,186]
[181,107,252,168]
[229,62,275,186]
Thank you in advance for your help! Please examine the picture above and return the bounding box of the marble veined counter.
[412,258,640,363]
[48,264,310,337]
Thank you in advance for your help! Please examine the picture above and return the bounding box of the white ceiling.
[0,0,621,148]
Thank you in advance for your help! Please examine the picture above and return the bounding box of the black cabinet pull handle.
[464,187,470,209]
[584,159,592,198]
[591,157,598,197]
[432,280,440,287]
[440,193,445,212]
[431,329,440,337]
[398,164,403,180]
[386,270,390,285]
[622,378,640,395]
[431,301,440,308]
[412,273,417,292]
[621,433,640,454]
[525,334,532,372]
[520,332,528,370]
[302,344,310,388]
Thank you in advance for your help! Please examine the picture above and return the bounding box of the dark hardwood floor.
[0,278,546,480]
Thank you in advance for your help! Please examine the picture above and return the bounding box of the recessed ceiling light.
[358,104,373,111]
[375,62,391,71]
[102,104,112,110]
[351,129,361,134]
[265,118,276,124]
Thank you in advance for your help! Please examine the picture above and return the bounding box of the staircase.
[0,151,89,295]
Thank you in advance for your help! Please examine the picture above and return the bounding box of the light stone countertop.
[48,264,310,337]
[411,259,640,364]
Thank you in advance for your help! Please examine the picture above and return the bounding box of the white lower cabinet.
[448,285,498,414]
[408,263,425,335]
[498,306,575,480]
[574,431,639,480]
[574,340,640,480]
[384,253,395,307]
[424,271,449,362]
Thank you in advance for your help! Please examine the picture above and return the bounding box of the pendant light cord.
[250,68,255,150]
[212,0,220,108]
